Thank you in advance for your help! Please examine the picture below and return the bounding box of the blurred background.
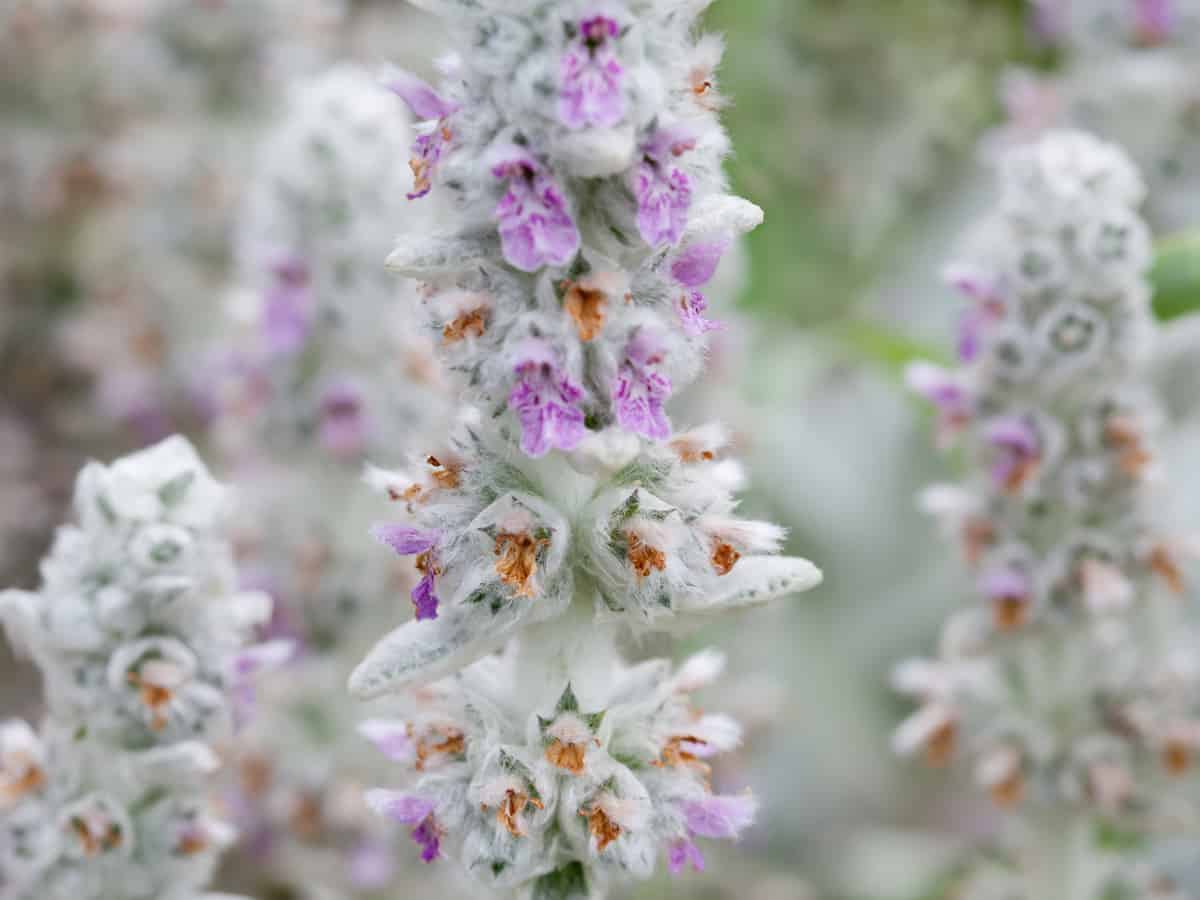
[3,1,1200,898]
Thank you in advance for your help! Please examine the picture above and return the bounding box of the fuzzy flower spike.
[896,131,1200,897]
[0,436,275,900]
[354,2,822,897]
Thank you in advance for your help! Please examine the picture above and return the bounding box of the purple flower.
[1135,0,1172,43]
[263,256,311,356]
[905,362,973,445]
[667,837,705,875]
[614,329,672,440]
[359,719,414,762]
[670,239,729,335]
[318,381,368,459]
[412,817,442,863]
[365,791,442,863]
[633,127,696,247]
[372,525,443,620]
[980,567,1031,603]
[508,339,587,457]
[984,416,1041,493]
[492,147,580,272]
[229,640,296,729]
[942,264,1006,362]
[387,70,459,200]
[681,793,757,840]
[559,15,625,129]
[981,565,1033,631]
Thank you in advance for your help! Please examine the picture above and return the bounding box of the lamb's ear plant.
[0,436,277,900]
[348,1,822,896]
[898,130,1200,898]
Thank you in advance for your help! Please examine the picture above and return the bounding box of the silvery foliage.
[0,436,272,900]
[996,2,1200,232]
[208,62,449,649]
[898,131,1200,897]
[208,66,459,898]
[350,1,822,896]
[214,62,448,468]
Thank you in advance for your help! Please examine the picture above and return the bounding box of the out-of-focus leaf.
[832,319,951,376]
[1151,232,1200,322]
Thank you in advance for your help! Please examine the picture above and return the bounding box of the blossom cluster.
[898,132,1200,892]
[201,66,460,898]
[993,2,1200,233]
[348,1,822,896]
[1031,0,1200,49]
[0,436,278,900]
[208,63,448,469]
[361,644,755,894]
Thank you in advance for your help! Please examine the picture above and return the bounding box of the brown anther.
[0,755,45,807]
[175,829,210,856]
[1162,740,1192,776]
[653,736,712,780]
[1003,457,1040,494]
[494,531,549,598]
[289,792,324,841]
[710,541,740,576]
[992,594,1029,632]
[415,550,442,580]
[443,308,488,343]
[409,158,432,198]
[1149,545,1185,594]
[545,739,586,775]
[415,728,465,771]
[495,789,544,837]
[126,671,173,732]
[102,823,123,852]
[71,818,99,856]
[562,280,608,341]
[626,533,666,580]
[924,719,957,768]
[989,771,1024,809]
[239,754,273,798]
[581,805,621,851]
[427,455,461,490]
[1105,417,1151,477]
[669,436,716,464]
[71,818,123,857]
[132,325,167,366]
[963,519,995,567]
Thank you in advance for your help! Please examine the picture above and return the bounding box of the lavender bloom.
[670,239,728,335]
[984,416,1041,493]
[943,264,1005,362]
[508,339,587,457]
[318,380,368,459]
[667,837,705,875]
[388,70,459,200]
[559,15,625,129]
[680,793,757,840]
[358,720,414,762]
[263,256,311,356]
[372,525,443,620]
[905,363,973,445]
[366,791,441,862]
[1135,0,1172,44]
[614,329,672,440]
[634,127,696,247]
[492,148,580,272]
[230,640,295,728]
